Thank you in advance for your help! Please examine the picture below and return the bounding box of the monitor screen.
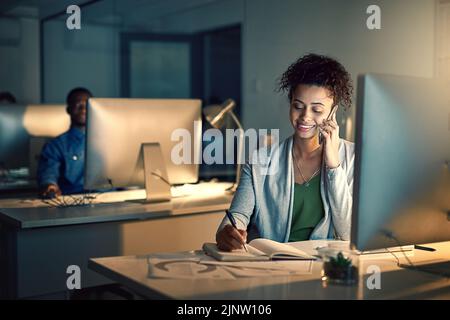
[84,98,202,190]
[351,74,450,251]
[0,104,69,171]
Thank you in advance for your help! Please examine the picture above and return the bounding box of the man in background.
[37,87,92,197]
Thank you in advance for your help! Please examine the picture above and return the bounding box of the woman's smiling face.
[290,84,334,140]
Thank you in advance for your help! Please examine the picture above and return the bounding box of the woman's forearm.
[215,163,256,236]
[325,165,353,240]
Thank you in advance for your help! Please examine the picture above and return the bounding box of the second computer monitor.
[351,73,450,251]
[84,98,202,190]
[0,104,69,170]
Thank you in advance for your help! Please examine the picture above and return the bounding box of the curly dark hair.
[277,53,353,110]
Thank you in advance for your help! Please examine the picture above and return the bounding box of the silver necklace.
[292,147,320,187]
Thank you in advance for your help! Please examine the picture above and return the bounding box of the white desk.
[89,241,450,300]
[0,183,233,299]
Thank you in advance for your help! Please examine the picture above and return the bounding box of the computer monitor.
[351,73,450,252]
[0,104,69,171]
[84,98,202,199]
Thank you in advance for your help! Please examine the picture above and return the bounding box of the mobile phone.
[319,105,338,145]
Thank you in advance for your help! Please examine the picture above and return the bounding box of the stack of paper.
[146,251,313,280]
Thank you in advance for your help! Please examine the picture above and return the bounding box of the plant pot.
[318,247,360,286]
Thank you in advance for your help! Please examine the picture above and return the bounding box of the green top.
[288,174,325,242]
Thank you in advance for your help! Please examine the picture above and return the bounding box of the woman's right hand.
[216,224,248,251]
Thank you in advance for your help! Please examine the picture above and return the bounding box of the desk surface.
[0,183,233,229]
[89,241,450,300]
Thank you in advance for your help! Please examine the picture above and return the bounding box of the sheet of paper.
[200,258,312,272]
[147,250,204,262]
[147,251,236,280]
[221,264,311,278]
[146,251,313,279]
[148,258,236,280]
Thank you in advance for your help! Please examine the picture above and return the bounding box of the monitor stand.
[138,142,172,204]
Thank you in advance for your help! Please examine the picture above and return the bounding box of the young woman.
[216,54,354,251]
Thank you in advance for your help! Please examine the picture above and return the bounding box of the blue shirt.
[37,127,85,194]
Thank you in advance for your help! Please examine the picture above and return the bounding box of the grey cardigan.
[217,135,355,242]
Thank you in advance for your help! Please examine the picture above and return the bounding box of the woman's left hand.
[318,109,340,169]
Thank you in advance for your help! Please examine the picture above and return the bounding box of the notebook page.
[202,243,268,261]
[249,238,313,258]
[229,244,267,257]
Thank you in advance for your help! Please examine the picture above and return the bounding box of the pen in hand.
[225,210,248,252]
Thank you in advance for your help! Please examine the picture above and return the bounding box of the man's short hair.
[66,87,93,105]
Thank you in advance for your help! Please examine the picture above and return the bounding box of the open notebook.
[203,238,317,262]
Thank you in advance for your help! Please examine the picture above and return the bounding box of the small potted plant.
[319,249,359,285]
